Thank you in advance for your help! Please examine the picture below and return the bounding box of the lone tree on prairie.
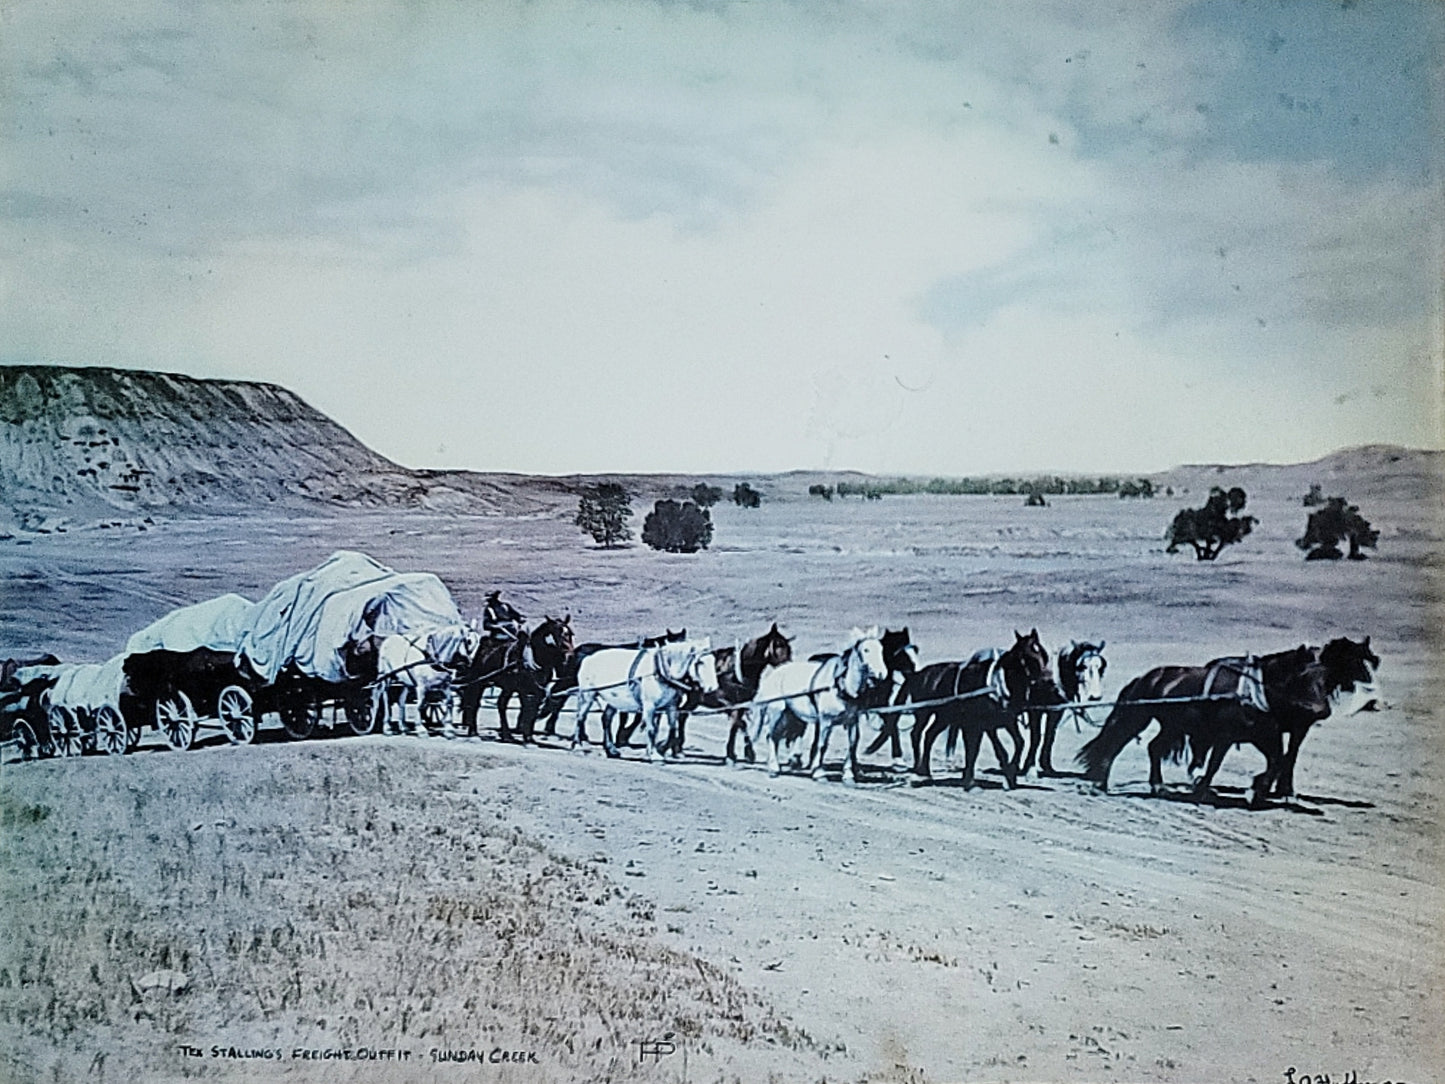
[1297,496,1378,560]
[732,482,761,508]
[690,482,723,508]
[1165,486,1257,561]
[642,499,713,553]
[575,482,633,548]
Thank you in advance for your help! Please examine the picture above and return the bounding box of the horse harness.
[957,648,1011,709]
[626,644,695,703]
[802,643,861,717]
[1202,656,1270,714]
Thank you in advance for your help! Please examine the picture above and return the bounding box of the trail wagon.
[122,592,265,751]
[231,551,469,740]
[1,658,66,761]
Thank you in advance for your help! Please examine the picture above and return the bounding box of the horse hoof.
[767,767,780,779]
[909,773,931,787]
[842,775,857,788]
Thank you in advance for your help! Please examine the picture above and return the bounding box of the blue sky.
[2,0,1441,474]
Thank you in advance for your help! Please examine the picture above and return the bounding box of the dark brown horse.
[700,623,794,762]
[906,630,1058,789]
[1077,637,1378,806]
[457,615,574,742]
[1019,640,1107,777]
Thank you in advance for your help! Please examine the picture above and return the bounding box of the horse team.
[2,588,1380,809]
[404,606,1379,809]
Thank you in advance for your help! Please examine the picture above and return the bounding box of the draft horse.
[907,630,1059,789]
[1076,637,1378,807]
[1019,640,1107,777]
[751,627,889,785]
[679,623,794,762]
[572,638,719,761]
[457,615,574,742]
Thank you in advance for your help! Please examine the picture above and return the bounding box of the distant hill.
[0,365,574,525]
[1159,445,1444,504]
[2,364,1439,531]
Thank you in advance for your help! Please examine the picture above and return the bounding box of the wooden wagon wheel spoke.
[93,705,129,756]
[47,703,85,758]
[217,685,256,745]
[279,695,319,741]
[345,687,379,736]
[421,694,454,738]
[156,690,198,752]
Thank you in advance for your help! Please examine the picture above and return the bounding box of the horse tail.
[1076,675,1154,785]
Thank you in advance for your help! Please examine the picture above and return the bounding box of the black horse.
[1270,636,1379,797]
[1019,640,1107,777]
[1179,636,1379,799]
[457,615,574,742]
[1076,637,1378,807]
[832,628,918,768]
[906,630,1059,789]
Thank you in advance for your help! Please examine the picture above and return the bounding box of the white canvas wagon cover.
[236,551,462,684]
[125,593,257,655]
[47,655,128,712]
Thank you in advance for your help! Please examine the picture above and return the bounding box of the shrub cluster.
[642,500,714,553]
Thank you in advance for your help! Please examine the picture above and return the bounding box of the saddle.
[1202,656,1269,714]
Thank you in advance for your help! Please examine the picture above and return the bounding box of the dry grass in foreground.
[0,740,825,1083]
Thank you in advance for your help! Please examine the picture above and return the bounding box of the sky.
[2,0,1442,475]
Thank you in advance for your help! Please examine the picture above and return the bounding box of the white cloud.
[2,0,1439,472]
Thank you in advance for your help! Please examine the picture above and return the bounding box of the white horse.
[572,639,718,761]
[751,627,889,784]
[375,624,480,736]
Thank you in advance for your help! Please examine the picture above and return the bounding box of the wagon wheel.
[47,704,86,758]
[92,705,129,756]
[279,695,320,741]
[125,719,142,753]
[11,719,42,761]
[217,685,257,745]
[345,687,379,736]
[421,695,454,737]
[156,691,198,752]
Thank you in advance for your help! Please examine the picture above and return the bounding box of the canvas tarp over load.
[125,593,257,655]
[235,551,463,685]
[47,654,128,712]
